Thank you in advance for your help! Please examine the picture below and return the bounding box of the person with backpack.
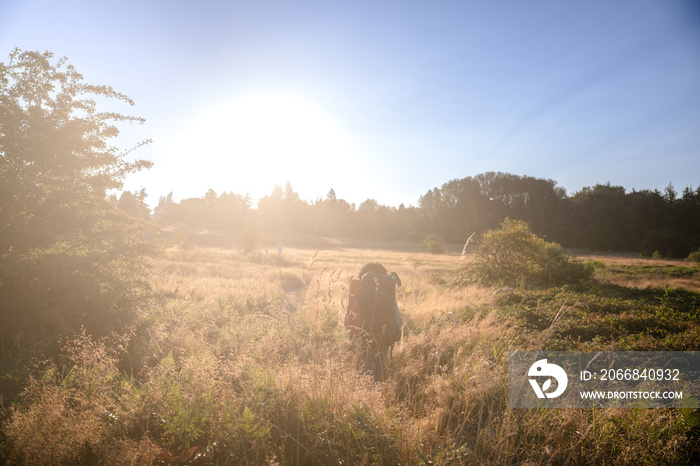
[345,262,403,381]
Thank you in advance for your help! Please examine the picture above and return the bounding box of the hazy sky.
[2,0,699,207]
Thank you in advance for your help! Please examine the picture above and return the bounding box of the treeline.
[125,172,700,258]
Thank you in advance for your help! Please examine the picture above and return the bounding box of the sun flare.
[165,91,358,201]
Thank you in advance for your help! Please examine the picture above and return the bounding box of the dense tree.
[256,183,313,235]
[0,49,159,355]
[569,184,630,251]
[153,171,699,258]
[153,190,251,233]
[417,173,568,244]
[312,188,355,237]
[154,191,175,223]
[118,189,150,220]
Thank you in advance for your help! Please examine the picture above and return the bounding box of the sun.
[163,91,358,201]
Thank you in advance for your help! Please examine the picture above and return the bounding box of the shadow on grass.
[494,280,700,351]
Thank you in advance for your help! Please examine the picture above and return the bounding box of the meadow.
[1,239,699,465]
[3,47,699,466]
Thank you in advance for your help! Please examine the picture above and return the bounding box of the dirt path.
[283,286,307,313]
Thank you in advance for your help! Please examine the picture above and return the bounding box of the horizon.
[148,172,695,210]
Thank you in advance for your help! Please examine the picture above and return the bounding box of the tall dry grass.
[1,244,696,464]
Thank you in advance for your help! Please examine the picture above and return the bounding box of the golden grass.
[3,243,696,464]
[604,275,700,292]
[575,252,700,291]
[142,244,508,461]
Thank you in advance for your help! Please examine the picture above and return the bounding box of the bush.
[462,218,592,288]
[422,234,446,254]
[686,249,700,265]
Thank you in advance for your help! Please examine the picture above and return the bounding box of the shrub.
[423,234,446,254]
[686,249,700,265]
[462,218,592,288]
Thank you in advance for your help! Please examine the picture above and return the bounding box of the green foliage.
[0,333,148,465]
[494,284,700,351]
[0,49,161,355]
[422,233,446,254]
[687,249,700,264]
[463,218,593,288]
[117,189,151,220]
[606,263,697,278]
[149,170,700,258]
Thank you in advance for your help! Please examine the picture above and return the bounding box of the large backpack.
[346,271,401,348]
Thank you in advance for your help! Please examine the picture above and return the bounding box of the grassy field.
[2,241,699,464]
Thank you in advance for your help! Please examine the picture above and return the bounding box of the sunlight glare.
[165,91,358,201]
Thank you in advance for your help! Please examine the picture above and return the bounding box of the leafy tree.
[118,189,150,220]
[154,191,176,224]
[355,199,399,240]
[569,184,631,251]
[257,184,284,232]
[313,188,354,237]
[256,182,312,234]
[418,173,569,244]
[0,49,160,355]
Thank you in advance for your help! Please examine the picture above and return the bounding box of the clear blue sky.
[2,0,699,207]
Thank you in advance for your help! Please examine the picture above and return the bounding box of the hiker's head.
[359,262,387,277]
[359,262,401,287]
